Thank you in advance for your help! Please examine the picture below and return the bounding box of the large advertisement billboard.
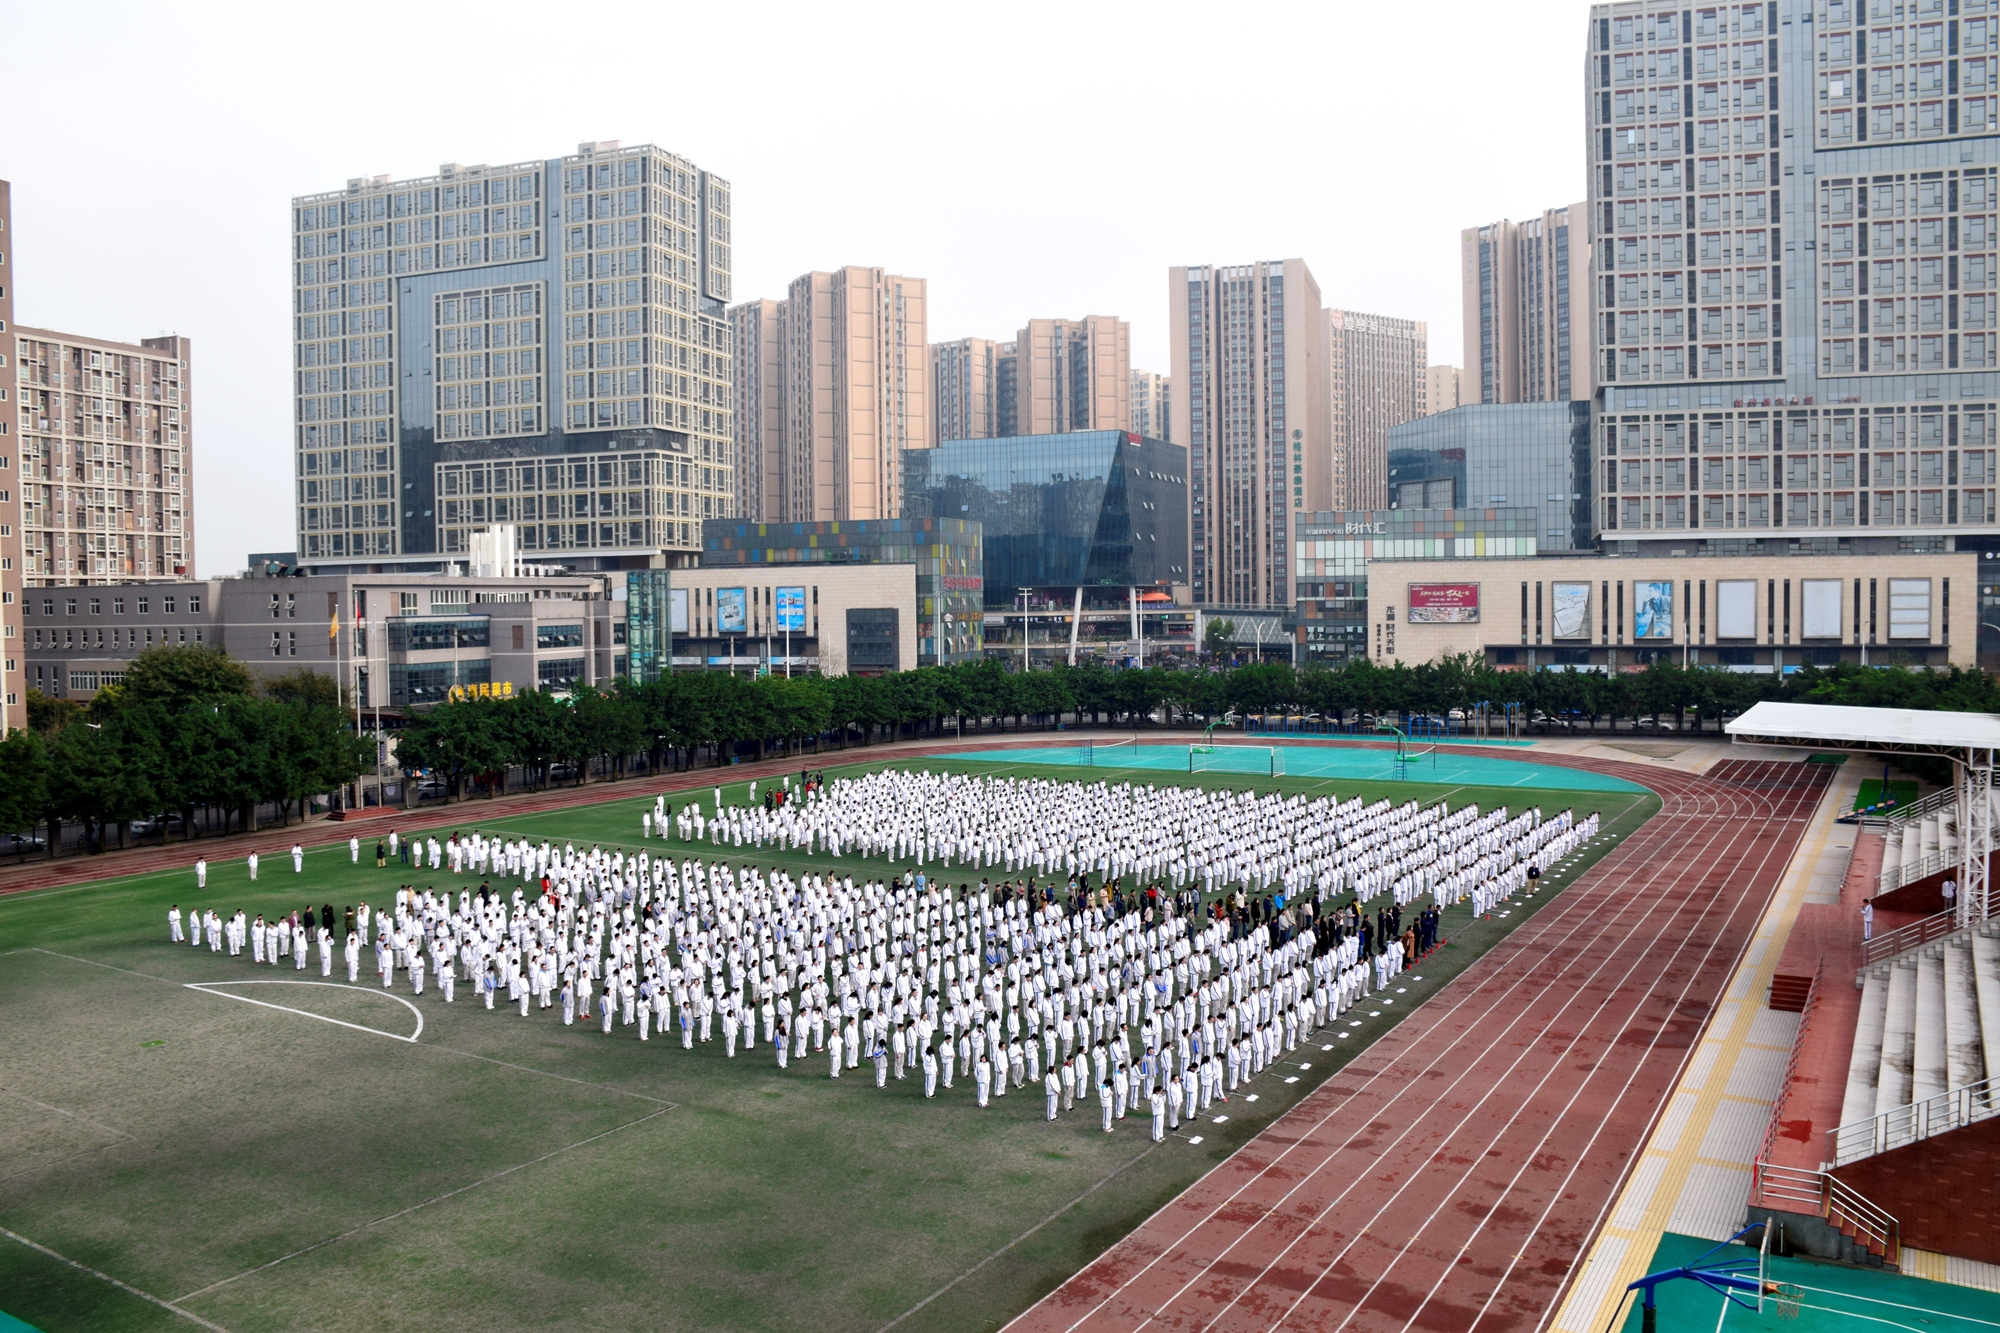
[669,588,688,634]
[716,588,747,634]
[776,586,806,633]
[1406,583,1480,624]
[1633,581,1674,639]
[1551,582,1591,639]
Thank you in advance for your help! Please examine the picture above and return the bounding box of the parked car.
[5,833,47,857]
[129,814,187,838]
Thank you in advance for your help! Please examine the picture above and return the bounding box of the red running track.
[1003,756,1831,1333]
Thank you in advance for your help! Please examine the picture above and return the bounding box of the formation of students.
[167,770,1596,1137]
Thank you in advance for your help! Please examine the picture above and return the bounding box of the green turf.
[1619,1232,2000,1333]
[0,756,1658,1333]
[1852,779,1920,813]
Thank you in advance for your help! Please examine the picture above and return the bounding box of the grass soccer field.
[0,755,1659,1333]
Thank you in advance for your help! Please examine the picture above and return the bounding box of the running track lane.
[1002,756,1830,1333]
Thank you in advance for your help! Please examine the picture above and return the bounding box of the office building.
[0,180,17,728]
[1326,308,1427,511]
[1011,317,1131,436]
[728,298,783,522]
[1386,402,1595,551]
[931,337,1005,444]
[291,140,733,573]
[1293,506,1544,663]
[729,266,928,524]
[660,562,919,677]
[1375,549,1977,670]
[1171,260,1331,608]
[904,430,1188,610]
[22,567,624,708]
[1131,368,1172,443]
[1461,204,1591,405]
[699,516,981,666]
[1426,365,1462,415]
[1585,2,1999,552]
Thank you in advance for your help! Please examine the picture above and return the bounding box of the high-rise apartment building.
[730,267,928,522]
[291,141,733,573]
[1326,308,1428,511]
[1462,204,1591,404]
[931,336,1005,443]
[1011,317,1131,435]
[728,298,783,521]
[1131,368,1173,443]
[0,181,18,727]
[13,330,194,586]
[1427,365,1463,414]
[1586,2,1998,550]
[1171,260,1330,608]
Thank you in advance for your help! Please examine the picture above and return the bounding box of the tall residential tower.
[1171,260,1330,608]
[1327,308,1428,510]
[1462,203,1591,404]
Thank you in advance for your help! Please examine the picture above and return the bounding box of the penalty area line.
[183,980,423,1044]
[0,1225,233,1333]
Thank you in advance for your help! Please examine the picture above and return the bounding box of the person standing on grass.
[195,858,207,890]
[345,930,361,983]
[292,844,304,874]
[349,835,360,864]
[169,905,184,943]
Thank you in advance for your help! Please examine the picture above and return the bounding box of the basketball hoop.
[1770,1282,1804,1320]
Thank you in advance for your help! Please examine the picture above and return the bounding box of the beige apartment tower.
[1461,203,1590,405]
[728,299,784,522]
[1131,368,1172,443]
[731,267,928,523]
[931,337,1004,443]
[0,181,18,727]
[1171,260,1329,609]
[1326,308,1426,511]
[1426,365,1462,415]
[1011,316,1130,436]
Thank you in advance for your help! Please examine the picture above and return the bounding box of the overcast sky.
[1,0,1589,575]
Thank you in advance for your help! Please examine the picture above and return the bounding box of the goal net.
[1081,737,1138,767]
[1189,744,1282,777]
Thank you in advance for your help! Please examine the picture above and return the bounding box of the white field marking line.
[1355,774,1815,1333]
[998,771,1684,1333]
[182,980,423,1044]
[0,1085,137,1143]
[877,1140,1164,1333]
[0,1224,233,1333]
[1789,1284,2000,1327]
[419,1042,675,1106]
[1163,777,1753,1333]
[24,947,177,983]
[170,1105,671,1304]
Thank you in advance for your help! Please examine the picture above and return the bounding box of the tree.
[0,729,50,852]
[120,644,254,712]
[573,685,645,782]
[25,689,82,737]
[264,667,343,708]
[397,698,507,800]
[1203,617,1236,659]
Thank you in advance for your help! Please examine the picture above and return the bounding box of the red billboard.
[1406,583,1480,624]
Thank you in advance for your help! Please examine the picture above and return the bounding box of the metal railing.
[1859,785,1957,834]
[1828,1073,2000,1167]
[1757,960,1824,1165]
[1878,844,1963,894]
[1752,1161,1902,1264]
[1860,909,1964,968]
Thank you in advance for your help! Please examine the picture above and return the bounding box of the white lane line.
[183,980,423,1044]
[0,1224,233,1332]
[0,1085,137,1142]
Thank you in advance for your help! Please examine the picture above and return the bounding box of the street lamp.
[1018,586,1033,673]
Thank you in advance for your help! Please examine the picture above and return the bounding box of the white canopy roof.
[1725,700,2000,757]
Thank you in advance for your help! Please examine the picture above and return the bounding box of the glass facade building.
[1293,507,1543,662]
[1384,402,1594,552]
[903,431,1189,609]
[700,516,983,665]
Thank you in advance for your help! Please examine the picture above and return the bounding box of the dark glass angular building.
[904,431,1189,609]
[1385,402,1594,553]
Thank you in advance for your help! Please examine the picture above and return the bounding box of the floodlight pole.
[1960,745,1993,929]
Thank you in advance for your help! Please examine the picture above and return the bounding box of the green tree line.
[0,645,371,854]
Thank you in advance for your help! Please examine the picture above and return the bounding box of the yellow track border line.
[1547,759,1859,1333]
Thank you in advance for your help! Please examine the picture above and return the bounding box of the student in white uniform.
[169,906,184,943]
[349,836,360,864]
[247,852,259,882]
[291,844,304,873]
[195,858,207,890]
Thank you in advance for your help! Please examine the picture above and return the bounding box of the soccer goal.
[1189,744,1283,777]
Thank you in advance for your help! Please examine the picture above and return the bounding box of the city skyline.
[0,0,1588,575]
